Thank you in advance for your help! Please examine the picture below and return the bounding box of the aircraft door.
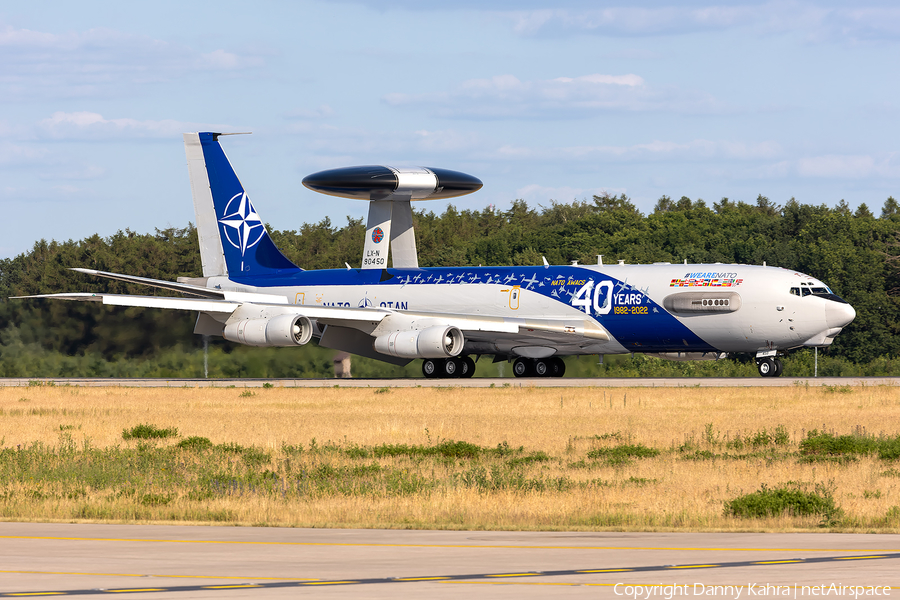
[500,286,520,311]
[509,286,520,310]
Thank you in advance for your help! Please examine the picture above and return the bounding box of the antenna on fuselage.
[302,166,482,270]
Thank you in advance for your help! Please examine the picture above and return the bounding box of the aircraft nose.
[826,302,856,329]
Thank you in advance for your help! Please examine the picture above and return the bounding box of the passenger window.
[801,287,811,297]
[790,288,800,296]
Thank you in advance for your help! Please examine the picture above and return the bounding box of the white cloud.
[299,123,488,160]
[285,105,337,119]
[490,139,781,162]
[0,142,49,169]
[384,73,724,118]
[506,6,756,37]
[814,8,900,42]
[0,25,265,100]
[516,183,622,203]
[724,153,900,181]
[501,3,900,43]
[797,154,900,178]
[37,112,235,141]
[38,164,105,181]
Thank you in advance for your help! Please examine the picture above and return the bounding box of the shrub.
[122,424,179,440]
[507,451,551,468]
[176,436,213,450]
[800,429,900,460]
[725,483,840,519]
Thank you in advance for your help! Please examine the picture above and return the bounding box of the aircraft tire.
[774,359,784,377]
[461,356,476,378]
[757,358,776,377]
[533,359,549,377]
[512,358,531,377]
[442,357,461,378]
[422,359,439,379]
[549,357,566,378]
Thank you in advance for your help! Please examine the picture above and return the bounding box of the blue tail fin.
[185,132,300,278]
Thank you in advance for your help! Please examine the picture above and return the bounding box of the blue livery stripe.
[198,133,300,277]
[228,265,716,353]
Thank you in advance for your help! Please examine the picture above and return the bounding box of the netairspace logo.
[613,583,892,599]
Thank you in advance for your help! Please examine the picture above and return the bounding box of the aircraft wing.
[16,289,608,343]
[12,291,394,325]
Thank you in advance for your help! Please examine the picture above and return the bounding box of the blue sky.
[2,0,899,259]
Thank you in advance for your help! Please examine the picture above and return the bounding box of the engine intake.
[374,326,464,359]
[224,314,313,347]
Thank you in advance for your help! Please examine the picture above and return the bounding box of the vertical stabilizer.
[184,133,228,277]
[362,201,393,269]
[187,132,300,278]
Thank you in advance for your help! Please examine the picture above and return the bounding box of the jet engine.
[373,326,464,359]
[223,314,313,347]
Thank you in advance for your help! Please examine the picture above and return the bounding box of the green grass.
[586,443,660,466]
[800,429,900,460]
[122,424,179,440]
[343,440,499,460]
[4,423,900,528]
[176,436,213,450]
[725,483,841,520]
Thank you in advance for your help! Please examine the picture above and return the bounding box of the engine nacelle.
[223,314,313,347]
[373,326,464,359]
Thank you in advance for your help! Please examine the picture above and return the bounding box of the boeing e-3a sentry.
[16,132,856,378]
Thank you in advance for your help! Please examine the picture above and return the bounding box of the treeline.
[1,193,899,377]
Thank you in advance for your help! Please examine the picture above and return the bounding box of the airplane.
[14,132,857,379]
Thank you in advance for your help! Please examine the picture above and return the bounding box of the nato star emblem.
[219,192,265,270]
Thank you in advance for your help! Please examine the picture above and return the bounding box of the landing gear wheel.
[442,357,461,378]
[422,359,438,379]
[757,358,776,377]
[773,359,784,377]
[512,358,531,377]
[533,359,549,377]
[548,357,566,378]
[460,356,476,378]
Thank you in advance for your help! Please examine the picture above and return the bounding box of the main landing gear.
[756,357,784,378]
[421,356,567,379]
[512,357,566,378]
[422,356,476,379]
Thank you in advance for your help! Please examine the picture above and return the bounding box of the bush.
[800,429,900,460]
[176,436,213,450]
[122,424,179,440]
[725,484,840,519]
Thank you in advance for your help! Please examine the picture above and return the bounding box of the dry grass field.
[1,382,899,532]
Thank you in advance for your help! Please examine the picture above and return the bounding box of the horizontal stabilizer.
[71,268,224,299]
[13,293,240,314]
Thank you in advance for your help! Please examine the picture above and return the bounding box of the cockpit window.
[792,282,847,302]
